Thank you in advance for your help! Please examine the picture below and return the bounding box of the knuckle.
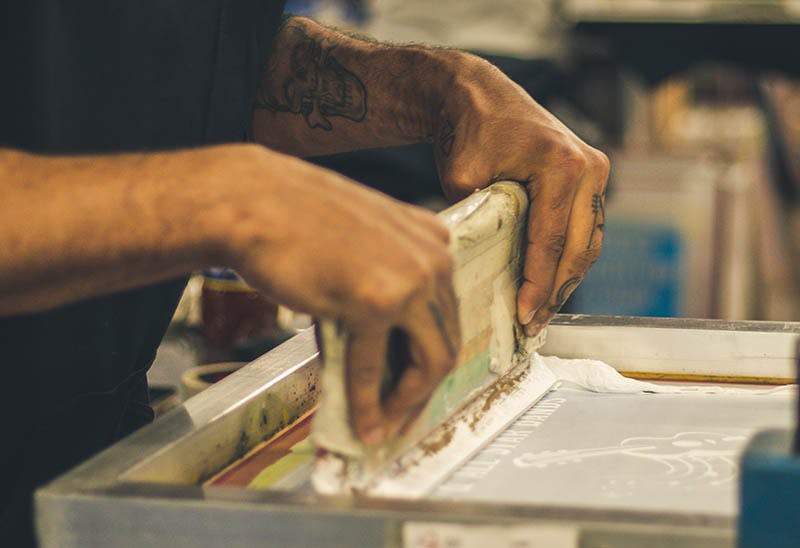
[432,218,451,241]
[424,216,451,242]
[542,233,568,259]
[444,165,475,193]
[592,149,611,176]
[413,258,437,288]
[356,278,407,318]
[572,245,603,272]
[360,292,394,318]
[415,251,453,289]
[552,144,587,181]
[432,251,455,278]
[587,149,611,184]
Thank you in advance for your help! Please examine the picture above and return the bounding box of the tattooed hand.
[433,54,609,336]
[249,17,603,436]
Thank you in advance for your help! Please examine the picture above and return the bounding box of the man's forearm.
[252,16,473,157]
[0,146,254,316]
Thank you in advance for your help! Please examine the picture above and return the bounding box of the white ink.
[513,432,748,491]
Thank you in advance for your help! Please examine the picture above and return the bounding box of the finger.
[382,286,461,430]
[516,166,582,326]
[396,398,430,438]
[433,276,461,355]
[347,324,390,445]
[382,366,429,437]
[526,179,607,334]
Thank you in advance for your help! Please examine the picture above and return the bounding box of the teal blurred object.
[570,221,683,317]
[739,429,800,548]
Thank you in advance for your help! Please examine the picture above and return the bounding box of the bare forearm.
[0,146,254,316]
[0,134,476,445]
[252,16,470,157]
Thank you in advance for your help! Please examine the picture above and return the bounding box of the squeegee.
[313,181,551,496]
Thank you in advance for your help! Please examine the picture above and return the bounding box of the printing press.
[37,183,800,547]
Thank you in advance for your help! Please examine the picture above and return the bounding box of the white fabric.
[542,354,796,397]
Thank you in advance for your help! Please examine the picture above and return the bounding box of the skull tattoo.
[257,27,367,131]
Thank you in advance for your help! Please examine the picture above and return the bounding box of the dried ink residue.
[418,423,456,457]
[468,368,528,431]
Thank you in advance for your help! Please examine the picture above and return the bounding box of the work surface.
[36,317,800,548]
[431,387,792,516]
[211,379,792,520]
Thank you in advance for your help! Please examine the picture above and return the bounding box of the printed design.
[513,432,747,489]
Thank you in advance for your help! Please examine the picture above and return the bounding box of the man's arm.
[253,16,610,335]
[0,143,458,444]
[0,147,226,315]
[253,16,445,156]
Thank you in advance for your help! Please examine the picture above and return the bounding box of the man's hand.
[432,55,610,335]
[0,144,460,446]
[220,147,462,445]
[253,18,609,337]
[249,16,608,437]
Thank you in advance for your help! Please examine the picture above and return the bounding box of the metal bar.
[543,315,800,381]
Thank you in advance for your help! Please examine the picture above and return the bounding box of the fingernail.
[362,426,384,446]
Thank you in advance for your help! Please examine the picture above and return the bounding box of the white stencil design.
[513,432,748,489]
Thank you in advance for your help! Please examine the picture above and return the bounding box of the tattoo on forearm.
[428,302,458,359]
[439,119,456,157]
[548,276,582,313]
[256,22,367,131]
[587,193,605,249]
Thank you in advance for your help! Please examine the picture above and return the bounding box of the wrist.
[189,144,273,270]
[423,50,497,136]
[197,143,306,276]
[358,44,459,143]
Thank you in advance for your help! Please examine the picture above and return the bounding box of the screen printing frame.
[36,315,800,548]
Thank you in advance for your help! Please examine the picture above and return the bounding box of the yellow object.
[247,439,314,489]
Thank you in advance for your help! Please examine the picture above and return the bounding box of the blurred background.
[149,0,800,410]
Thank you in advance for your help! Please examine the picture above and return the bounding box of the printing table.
[36,315,799,547]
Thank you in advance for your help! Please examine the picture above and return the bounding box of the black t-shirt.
[0,1,287,545]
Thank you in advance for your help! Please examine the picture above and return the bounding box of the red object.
[202,273,278,347]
